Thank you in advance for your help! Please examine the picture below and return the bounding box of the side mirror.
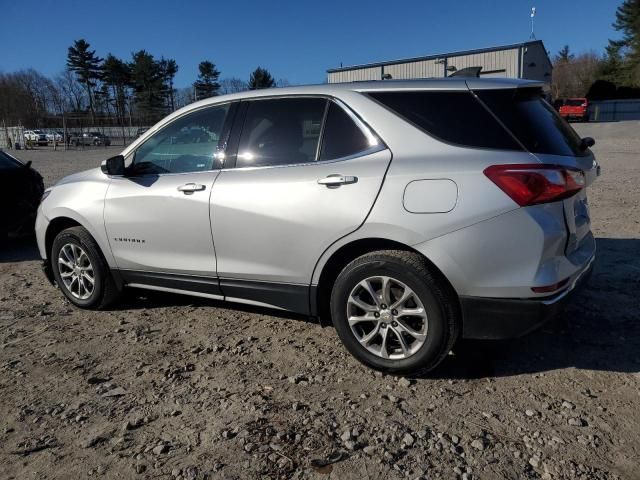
[101,155,125,176]
[580,137,595,150]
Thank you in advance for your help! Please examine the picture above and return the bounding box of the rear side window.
[476,88,585,156]
[368,91,522,151]
[319,102,370,161]
[236,98,326,167]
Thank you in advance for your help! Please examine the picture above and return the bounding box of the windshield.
[566,99,586,107]
[0,151,23,169]
[475,88,586,157]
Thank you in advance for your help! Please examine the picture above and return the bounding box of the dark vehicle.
[559,98,589,122]
[70,131,112,146]
[0,150,44,238]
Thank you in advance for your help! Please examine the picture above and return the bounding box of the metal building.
[327,40,552,85]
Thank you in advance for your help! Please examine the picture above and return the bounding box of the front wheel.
[330,250,459,375]
[51,226,120,309]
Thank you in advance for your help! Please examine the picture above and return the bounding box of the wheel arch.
[45,216,82,261]
[312,237,459,324]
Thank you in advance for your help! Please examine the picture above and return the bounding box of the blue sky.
[0,0,623,88]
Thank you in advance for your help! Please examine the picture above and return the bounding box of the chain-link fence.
[0,123,150,151]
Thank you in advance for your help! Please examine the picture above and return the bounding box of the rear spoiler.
[449,66,482,78]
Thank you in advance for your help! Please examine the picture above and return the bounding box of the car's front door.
[211,97,391,311]
[104,102,235,293]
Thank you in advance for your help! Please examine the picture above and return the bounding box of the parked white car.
[24,130,48,146]
[46,131,64,143]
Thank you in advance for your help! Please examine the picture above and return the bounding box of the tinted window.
[236,98,326,168]
[131,103,230,175]
[368,91,522,151]
[0,151,21,169]
[476,88,585,156]
[320,102,370,161]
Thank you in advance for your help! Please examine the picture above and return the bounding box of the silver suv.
[36,79,597,373]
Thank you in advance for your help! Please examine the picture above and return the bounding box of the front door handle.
[318,175,358,187]
[177,183,206,194]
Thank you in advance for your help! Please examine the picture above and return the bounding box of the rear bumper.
[460,256,594,340]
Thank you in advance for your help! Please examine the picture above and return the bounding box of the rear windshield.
[368,91,522,151]
[0,151,22,169]
[476,88,586,156]
[565,99,585,107]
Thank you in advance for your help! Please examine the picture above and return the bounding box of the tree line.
[552,0,640,100]
[0,38,286,130]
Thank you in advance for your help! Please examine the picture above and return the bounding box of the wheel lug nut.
[381,323,387,328]
[381,304,387,309]
[374,312,380,318]
[392,309,398,315]
[392,321,398,327]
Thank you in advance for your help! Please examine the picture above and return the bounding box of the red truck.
[559,98,589,122]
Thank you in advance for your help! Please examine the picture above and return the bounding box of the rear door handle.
[318,175,358,187]
[177,183,206,194]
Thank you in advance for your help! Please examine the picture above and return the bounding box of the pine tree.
[556,45,574,63]
[66,39,103,123]
[159,58,178,111]
[103,54,131,138]
[248,67,275,90]
[193,61,220,99]
[610,0,640,85]
[129,50,166,123]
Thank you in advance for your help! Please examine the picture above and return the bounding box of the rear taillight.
[484,164,585,206]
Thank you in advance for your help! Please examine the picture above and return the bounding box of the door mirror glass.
[101,155,125,176]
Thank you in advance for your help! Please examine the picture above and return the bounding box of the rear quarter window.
[475,88,586,157]
[367,90,522,151]
[319,102,371,161]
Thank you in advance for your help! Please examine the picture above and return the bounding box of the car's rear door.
[104,102,236,294]
[210,96,391,312]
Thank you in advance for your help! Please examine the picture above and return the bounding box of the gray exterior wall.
[327,41,552,85]
[520,42,553,83]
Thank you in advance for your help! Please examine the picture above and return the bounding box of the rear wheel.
[330,250,459,374]
[51,226,120,309]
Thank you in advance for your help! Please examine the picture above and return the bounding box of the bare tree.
[552,51,601,99]
[219,77,248,95]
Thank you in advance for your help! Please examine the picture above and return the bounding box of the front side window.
[236,98,326,168]
[130,103,230,175]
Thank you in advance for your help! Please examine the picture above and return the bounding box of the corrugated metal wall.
[383,59,444,80]
[328,66,382,83]
[327,47,525,83]
[448,48,519,77]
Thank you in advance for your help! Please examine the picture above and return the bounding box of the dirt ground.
[1,122,639,480]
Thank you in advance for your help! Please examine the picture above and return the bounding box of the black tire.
[51,226,120,309]
[330,250,460,375]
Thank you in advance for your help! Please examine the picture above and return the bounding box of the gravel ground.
[0,122,639,479]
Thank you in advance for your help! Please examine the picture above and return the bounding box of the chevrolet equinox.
[36,79,598,374]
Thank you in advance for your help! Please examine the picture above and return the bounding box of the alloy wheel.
[347,276,428,360]
[57,243,95,300]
